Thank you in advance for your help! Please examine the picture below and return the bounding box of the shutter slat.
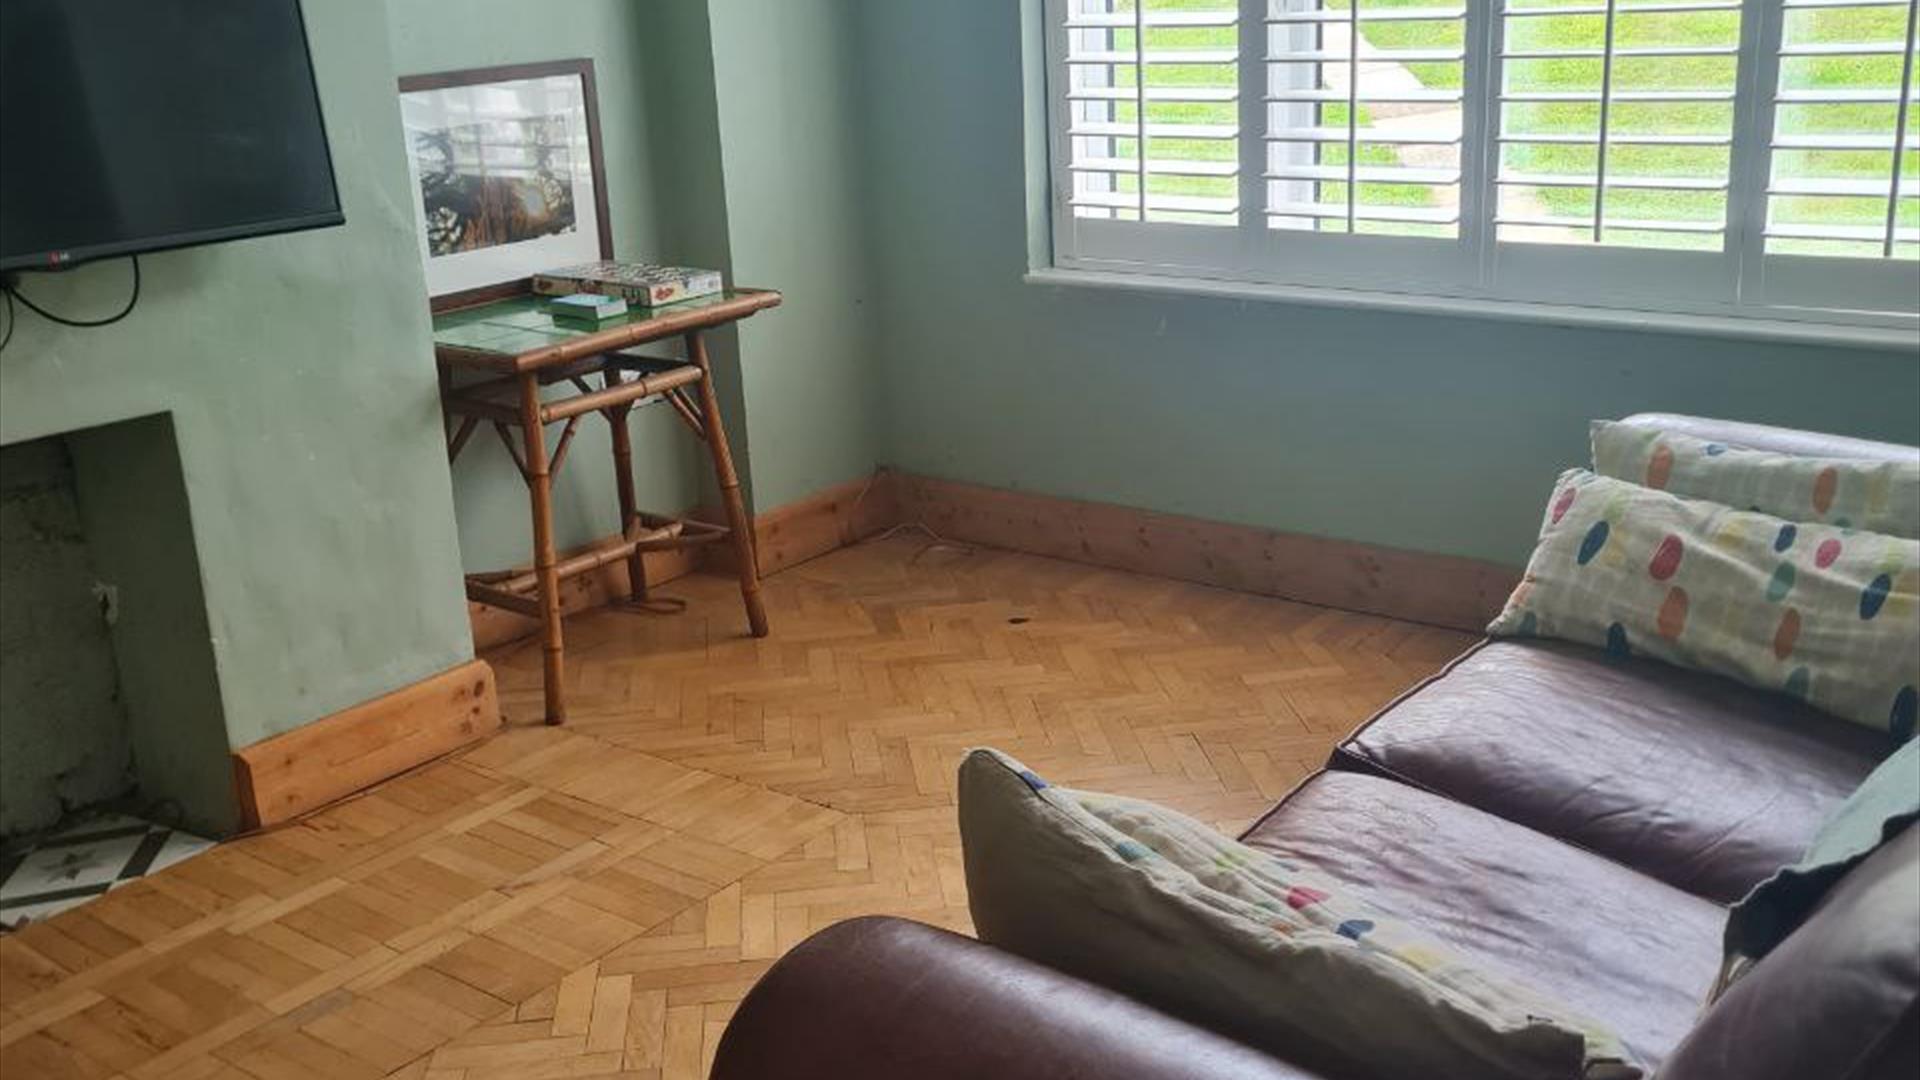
[1503,1,1741,14]
[1074,191,1239,214]
[1072,121,1239,139]
[1766,223,1920,242]
[1067,11,1237,29]
[1776,41,1910,56]
[1772,133,1918,150]
[1501,45,1739,59]
[1271,48,1466,63]
[1497,172,1731,190]
[1069,86,1239,102]
[1266,7,1466,24]
[1069,49,1238,65]
[1498,132,1734,145]
[1268,165,1463,184]
[1776,88,1906,103]
[1268,127,1462,144]
[1770,177,1920,197]
[1501,90,1735,102]
[1780,0,1908,8]
[1269,202,1462,224]
[1267,89,1463,104]
[1497,214,1726,233]
[1073,157,1241,177]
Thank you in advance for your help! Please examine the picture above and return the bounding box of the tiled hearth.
[0,812,213,930]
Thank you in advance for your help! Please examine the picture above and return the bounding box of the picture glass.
[401,73,602,298]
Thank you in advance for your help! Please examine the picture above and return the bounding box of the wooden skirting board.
[467,469,1516,644]
[732,473,901,577]
[891,473,1519,633]
[232,659,499,829]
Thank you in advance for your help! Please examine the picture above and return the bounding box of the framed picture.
[398,59,613,311]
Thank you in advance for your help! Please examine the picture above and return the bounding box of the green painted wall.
[707,0,880,510]
[0,1,471,771]
[854,1,1920,569]
[384,0,707,569]
[633,0,753,516]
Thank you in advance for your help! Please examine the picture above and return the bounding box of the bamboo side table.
[432,288,782,724]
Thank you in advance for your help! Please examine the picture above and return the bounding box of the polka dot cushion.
[1591,420,1920,541]
[958,748,1642,1080]
[1491,469,1920,739]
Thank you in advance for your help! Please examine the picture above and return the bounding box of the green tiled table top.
[430,291,758,357]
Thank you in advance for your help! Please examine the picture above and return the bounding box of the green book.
[548,292,629,323]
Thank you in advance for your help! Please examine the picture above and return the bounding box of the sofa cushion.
[1615,413,1919,465]
[1337,639,1892,903]
[1486,469,1920,735]
[1658,826,1920,1080]
[958,750,1641,1080]
[1591,419,1920,540]
[1240,771,1726,1071]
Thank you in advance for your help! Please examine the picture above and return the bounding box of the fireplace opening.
[1,413,232,925]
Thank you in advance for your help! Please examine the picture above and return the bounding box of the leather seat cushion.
[1241,770,1725,1070]
[1336,639,1892,902]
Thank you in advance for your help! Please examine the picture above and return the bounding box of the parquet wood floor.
[0,536,1472,1080]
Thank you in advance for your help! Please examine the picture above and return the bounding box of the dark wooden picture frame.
[398,58,614,313]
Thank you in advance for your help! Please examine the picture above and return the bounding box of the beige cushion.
[1489,469,1919,738]
[957,748,1640,1080]
[1591,419,1920,540]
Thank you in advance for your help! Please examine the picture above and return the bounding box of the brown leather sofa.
[711,415,1920,1080]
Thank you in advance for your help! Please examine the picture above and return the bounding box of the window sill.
[1024,267,1920,353]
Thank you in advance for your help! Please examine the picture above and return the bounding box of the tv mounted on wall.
[0,0,343,272]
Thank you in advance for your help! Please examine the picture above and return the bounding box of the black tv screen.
[0,0,342,271]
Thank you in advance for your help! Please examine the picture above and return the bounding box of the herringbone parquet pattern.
[0,536,1471,1080]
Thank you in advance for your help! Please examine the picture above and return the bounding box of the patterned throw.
[1591,420,1920,540]
[1490,469,1920,739]
[958,748,1643,1080]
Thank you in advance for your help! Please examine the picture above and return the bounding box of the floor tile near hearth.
[0,812,213,930]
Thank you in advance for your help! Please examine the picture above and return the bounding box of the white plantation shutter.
[1264,2,1471,236]
[1743,0,1920,313]
[1492,0,1744,249]
[1761,0,1917,255]
[1042,0,1920,328]
[1061,1,1242,224]
[1483,0,1748,308]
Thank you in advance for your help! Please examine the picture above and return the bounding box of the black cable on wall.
[0,255,142,352]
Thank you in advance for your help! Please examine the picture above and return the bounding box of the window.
[1044,0,1920,329]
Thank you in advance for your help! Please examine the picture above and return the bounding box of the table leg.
[686,332,769,637]
[517,372,568,724]
[607,398,649,604]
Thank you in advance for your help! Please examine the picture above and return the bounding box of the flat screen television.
[0,0,342,272]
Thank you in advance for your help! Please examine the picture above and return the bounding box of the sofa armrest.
[710,916,1329,1080]
[1618,413,1917,463]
